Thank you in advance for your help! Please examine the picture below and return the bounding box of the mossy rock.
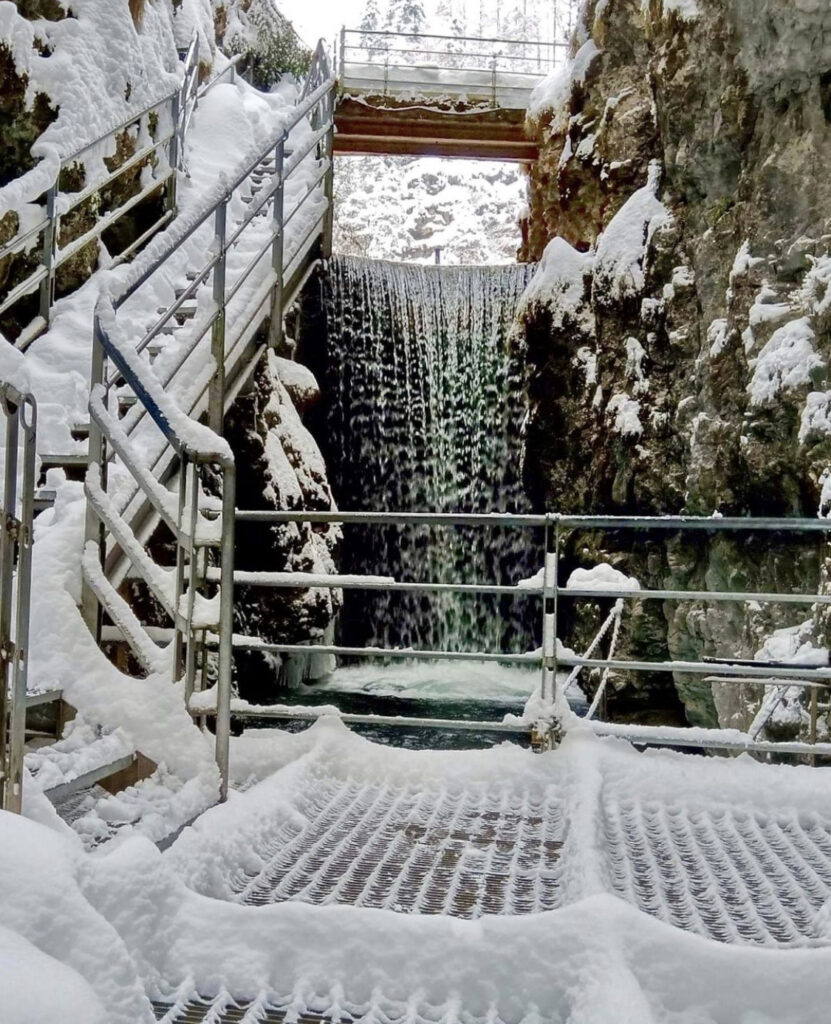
[0,43,58,187]
[15,0,68,20]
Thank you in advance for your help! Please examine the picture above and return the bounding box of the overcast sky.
[278,0,367,47]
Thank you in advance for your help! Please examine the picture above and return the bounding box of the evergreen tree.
[360,0,382,32]
[385,0,426,36]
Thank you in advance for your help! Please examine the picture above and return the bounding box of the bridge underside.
[334,96,538,161]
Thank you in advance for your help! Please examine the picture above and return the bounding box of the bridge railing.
[203,509,831,764]
[338,28,567,108]
[80,44,336,801]
[0,383,36,813]
[0,35,201,352]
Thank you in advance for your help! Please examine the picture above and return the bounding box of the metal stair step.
[33,488,56,513]
[39,452,88,482]
[43,753,138,804]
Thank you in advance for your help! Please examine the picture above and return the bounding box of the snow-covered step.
[39,451,88,481]
[25,719,141,805]
[33,487,56,513]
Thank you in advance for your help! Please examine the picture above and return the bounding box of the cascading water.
[321,256,541,656]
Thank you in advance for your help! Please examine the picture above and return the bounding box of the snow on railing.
[79,44,336,802]
[338,27,568,108]
[0,34,201,351]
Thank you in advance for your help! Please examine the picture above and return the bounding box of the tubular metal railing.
[80,43,336,801]
[0,35,200,351]
[0,383,36,813]
[214,509,831,762]
[338,27,567,108]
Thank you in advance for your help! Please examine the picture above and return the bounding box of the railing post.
[172,453,188,680]
[208,199,228,436]
[81,323,108,641]
[7,396,36,813]
[0,396,19,811]
[322,99,335,261]
[269,134,286,349]
[540,513,560,745]
[183,459,201,704]
[38,184,58,326]
[491,55,498,108]
[166,92,181,215]
[216,459,236,802]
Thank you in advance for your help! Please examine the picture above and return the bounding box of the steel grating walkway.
[169,750,831,948]
[601,798,831,945]
[154,735,831,1022]
[228,777,565,916]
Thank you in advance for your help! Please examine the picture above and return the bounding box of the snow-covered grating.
[230,777,565,915]
[601,798,831,946]
[150,996,539,1024]
[152,1000,315,1022]
[168,729,831,950]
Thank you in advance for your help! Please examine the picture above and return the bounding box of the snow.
[624,335,647,393]
[518,236,594,329]
[528,39,601,121]
[334,155,526,265]
[5,718,831,1021]
[343,63,540,109]
[311,661,542,704]
[660,0,700,20]
[0,0,199,222]
[747,316,825,406]
[566,564,640,592]
[707,317,729,357]
[799,390,831,444]
[755,620,828,668]
[592,163,670,304]
[606,392,643,437]
[729,239,765,284]
[0,924,107,1024]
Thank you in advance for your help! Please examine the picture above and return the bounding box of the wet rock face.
[519,0,831,726]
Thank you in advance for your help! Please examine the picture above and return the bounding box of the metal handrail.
[0,34,200,350]
[0,382,36,813]
[80,42,336,802]
[226,508,831,758]
[343,28,566,48]
[339,25,563,107]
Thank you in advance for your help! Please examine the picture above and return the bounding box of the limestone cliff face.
[518,0,831,729]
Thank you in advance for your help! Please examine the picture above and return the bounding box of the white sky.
[278,0,367,47]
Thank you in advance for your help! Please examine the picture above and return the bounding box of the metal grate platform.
[228,777,565,916]
[172,748,831,948]
[602,798,831,946]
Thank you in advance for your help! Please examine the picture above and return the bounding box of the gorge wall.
[517,0,831,729]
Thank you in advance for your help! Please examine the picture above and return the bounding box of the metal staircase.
[78,42,336,802]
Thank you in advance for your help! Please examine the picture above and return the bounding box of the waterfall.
[322,256,541,656]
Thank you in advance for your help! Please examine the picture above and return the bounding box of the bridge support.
[334,97,539,162]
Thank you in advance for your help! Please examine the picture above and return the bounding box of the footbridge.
[334,29,562,161]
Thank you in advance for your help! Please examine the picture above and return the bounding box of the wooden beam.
[334,133,538,161]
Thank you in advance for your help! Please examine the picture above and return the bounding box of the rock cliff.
[518,0,831,729]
